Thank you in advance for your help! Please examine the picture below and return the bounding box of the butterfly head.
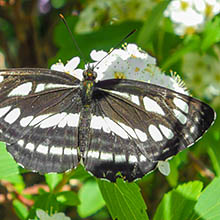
[83,65,97,81]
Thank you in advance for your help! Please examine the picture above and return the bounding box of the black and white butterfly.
[0,65,216,182]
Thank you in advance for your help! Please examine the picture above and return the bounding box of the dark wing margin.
[0,68,82,173]
[83,79,215,181]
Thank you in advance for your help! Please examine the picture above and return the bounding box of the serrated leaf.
[191,177,220,220]
[78,180,105,218]
[154,181,203,220]
[0,142,19,179]
[45,173,63,191]
[56,191,80,206]
[28,192,63,219]
[13,199,28,220]
[98,179,149,220]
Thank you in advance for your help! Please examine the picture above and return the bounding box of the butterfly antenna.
[94,29,136,69]
[59,14,88,65]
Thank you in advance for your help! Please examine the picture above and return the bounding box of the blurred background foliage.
[0,0,220,219]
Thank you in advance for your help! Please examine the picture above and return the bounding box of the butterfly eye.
[83,70,97,80]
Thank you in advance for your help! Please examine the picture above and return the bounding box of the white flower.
[51,57,83,81]
[50,44,188,96]
[194,0,220,18]
[164,0,220,35]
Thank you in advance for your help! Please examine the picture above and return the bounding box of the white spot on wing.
[139,155,146,162]
[159,124,174,139]
[4,108,21,124]
[45,83,76,89]
[63,148,77,156]
[20,116,34,127]
[143,96,165,116]
[118,122,138,139]
[115,154,126,163]
[131,95,140,105]
[26,143,35,151]
[87,150,100,159]
[190,126,195,133]
[35,83,45,93]
[104,117,129,139]
[36,144,48,155]
[0,75,3,83]
[0,106,11,118]
[173,97,189,114]
[100,152,113,161]
[129,155,138,163]
[64,148,72,155]
[50,146,63,155]
[71,148,77,155]
[134,128,147,142]
[40,113,67,128]
[67,113,80,127]
[90,115,111,133]
[18,140,24,147]
[173,109,187,124]
[108,90,130,99]
[8,82,32,97]
[148,124,163,142]
[29,114,52,126]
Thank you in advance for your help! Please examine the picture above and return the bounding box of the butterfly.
[0,57,216,182]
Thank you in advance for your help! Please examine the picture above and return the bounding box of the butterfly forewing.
[0,69,81,173]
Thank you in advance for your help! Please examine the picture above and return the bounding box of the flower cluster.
[51,43,190,176]
[51,43,188,95]
[164,0,220,35]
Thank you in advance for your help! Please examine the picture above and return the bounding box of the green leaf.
[154,181,203,220]
[98,178,149,220]
[166,151,187,187]
[78,180,105,218]
[207,109,220,176]
[13,199,29,220]
[28,192,63,219]
[51,17,141,67]
[161,35,200,69]
[137,0,170,48]
[56,191,80,206]
[45,173,63,191]
[201,17,220,51]
[191,177,220,220]
[0,142,19,179]
[70,164,92,181]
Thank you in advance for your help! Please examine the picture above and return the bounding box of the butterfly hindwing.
[0,69,81,173]
[83,94,157,181]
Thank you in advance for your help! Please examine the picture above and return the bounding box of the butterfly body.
[0,68,216,182]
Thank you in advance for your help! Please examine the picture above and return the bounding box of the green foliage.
[98,178,149,220]
[192,177,220,220]
[0,142,20,178]
[0,0,219,219]
[78,180,105,217]
[154,181,203,220]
